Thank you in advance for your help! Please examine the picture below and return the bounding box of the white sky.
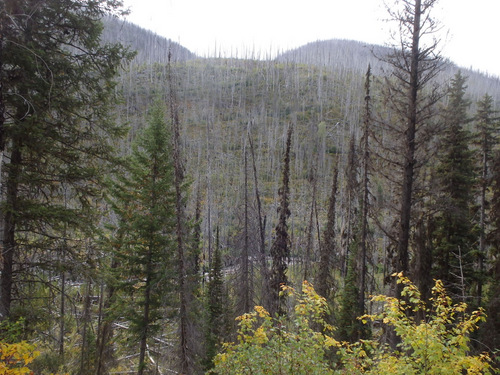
[122,0,500,78]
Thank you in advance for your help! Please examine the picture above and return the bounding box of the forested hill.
[5,2,500,372]
[101,16,197,63]
[276,39,390,73]
[278,39,500,103]
[102,16,500,103]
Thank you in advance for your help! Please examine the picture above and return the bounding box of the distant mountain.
[101,16,197,64]
[276,39,390,74]
[99,17,500,104]
[277,39,500,102]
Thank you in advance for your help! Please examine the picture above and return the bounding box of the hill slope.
[277,39,500,102]
[101,16,197,64]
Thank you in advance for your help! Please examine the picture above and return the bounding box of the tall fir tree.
[108,100,175,375]
[432,72,477,301]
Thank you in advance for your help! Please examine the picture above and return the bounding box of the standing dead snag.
[381,0,443,282]
[268,126,293,317]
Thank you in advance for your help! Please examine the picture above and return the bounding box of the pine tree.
[108,100,175,375]
[432,72,477,301]
[0,0,132,320]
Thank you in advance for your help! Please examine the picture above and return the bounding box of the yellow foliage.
[0,341,39,375]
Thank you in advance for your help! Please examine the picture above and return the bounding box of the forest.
[1,0,500,374]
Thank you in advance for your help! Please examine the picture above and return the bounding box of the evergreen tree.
[474,93,499,305]
[432,72,477,301]
[0,0,132,320]
[481,150,500,362]
[108,100,175,375]
[203,227,229,371]
[336,244,367,342]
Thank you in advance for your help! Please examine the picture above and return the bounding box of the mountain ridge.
[102,17,500,102]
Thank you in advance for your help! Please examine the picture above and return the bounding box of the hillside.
[101,17,500,103]
[101,16,197,63]
[111,20,500,272]
[5,5,500,373]
[278,39,500,102]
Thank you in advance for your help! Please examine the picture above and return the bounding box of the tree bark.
[396,0,421,278]
[0,145,21,319]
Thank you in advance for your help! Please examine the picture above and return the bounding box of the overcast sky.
[121,0,500,78]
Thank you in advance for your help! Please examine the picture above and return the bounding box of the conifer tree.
[337,67,374,341]
[336,245,367,342]
[204,227,229,371]
[432,72,477,301]
[481,150,500,360]
[474,94,499,304]
[108,100,175,375]
[0,0,132,319]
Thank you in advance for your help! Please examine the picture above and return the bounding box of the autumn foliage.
[211,276,494,374]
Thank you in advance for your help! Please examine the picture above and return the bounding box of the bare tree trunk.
[304,164,317,282]
[268,127,292,317]
[138,246,153,375]
[478,147,487,306]
[0,145,21,320]
[359,65,371,316]
[95,258,118,375]
[316,161,339,301]
[59,266,66,358]
[242,149,250,312]
[248,134,268,304]
[79,281,92,375]
[396,0,421,278]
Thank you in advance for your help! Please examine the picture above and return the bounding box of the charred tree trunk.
[0,144,21,319]
[268,127,292,317]
[316,162,339,301]
[241,149,251,312]
[248,134,268,304]
[304,162,318,282]
[359,65,372,316]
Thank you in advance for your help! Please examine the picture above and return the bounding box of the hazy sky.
[122,0,500,78]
